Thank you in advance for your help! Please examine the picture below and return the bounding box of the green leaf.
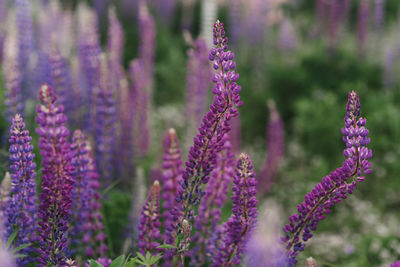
[175,233,184,247]
[123,258,139,267]
[157,244,176,249]
[12,243,31,253]
[136,252,146,262]
[145,251,151,262]
[6,228,18,249]
[149,254,163,265]
[110,255,126,267]
[89,260,104,267]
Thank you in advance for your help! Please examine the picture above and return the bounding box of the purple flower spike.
[81,144,108,258]
[4,114,37,265]
[94,55,116,186]
[69,130,91,254]
[212,153,258,267]
[4,62,24,123]
[36,85,75,266]
[282,91,372,265]
[107,6,124,66]
[258,100,284,195]
[185,37,212,148]
[160,129,183,263]
[177,20,243,237]
[192,134,234,265]
[138,180,162,255]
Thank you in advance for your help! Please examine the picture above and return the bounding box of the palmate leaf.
[6,228,18,249]
[110,255,126,267]
[157,244,176,249]
[12,243,31,253]
[89,260,104,267]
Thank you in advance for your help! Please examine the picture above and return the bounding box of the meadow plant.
[36,85,75,266]
[282,91,372,265]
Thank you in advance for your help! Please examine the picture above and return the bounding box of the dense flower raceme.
[212,153,258,267]
[81,144,108,258]
[281,91,372,265]
[94,55,116,186]
[192,134,234,265]
[176,20,242,238]
[36,85,75,266]
[131,2,156,158]
[4,114,37,265]
[137,180,162,255]
[160,128,183,263]
[69,130,107,258]
[4,62,24,123]
[258,100,284,195]
[184,37,212,149]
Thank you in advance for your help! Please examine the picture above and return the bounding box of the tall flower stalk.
[176,20,242,244]
[258,100,284,195]
[212,153,258,267]
[281,91,372,265]
[137,180,162,255]
[160,129,183,264]
[36,85,75,266]
[4,114,37,265]
[192,134,234,265]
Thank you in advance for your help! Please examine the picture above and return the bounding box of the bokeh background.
[1,0,400,266]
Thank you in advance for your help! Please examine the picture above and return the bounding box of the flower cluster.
[137,180,162,255]
[177,20,242,236]
[36,85,75,266]
[4,114,37,265]
[192,134,234,264]
[160,128,183,263]
[281,91,372,265]
[212,153,258,267]
[259,100,284,195]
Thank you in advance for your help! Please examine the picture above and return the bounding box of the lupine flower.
[81,144,108,258]
[191,134,234,265]
[94,55,116,186]
[130,59,150,158]
[258,100,284,195]
[357,0,369,55]
[212,153,258,267]
[4,114,37,265]
[4,62,23,123]
[137,180,162,255]
[107,6,124,68]
[281,91,372,265]
[390,261,400,267]
[77,5,102,133]
[132,2,155,157]
[48,39,71,110]
[184,37,212,150]
[160,129,183,260]
[69,130,91,254]
[176,20,242,239]
[15,0,34,94]
[229,0,240,48]
[245,200,287,267]
[36,85,75,266]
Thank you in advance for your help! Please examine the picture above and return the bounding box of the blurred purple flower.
[258,100,284,195]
